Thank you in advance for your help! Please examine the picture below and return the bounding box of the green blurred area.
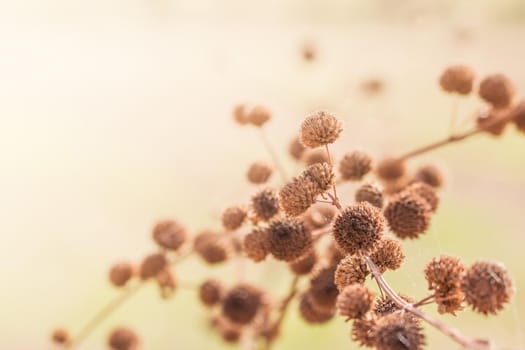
[0,0,524,349]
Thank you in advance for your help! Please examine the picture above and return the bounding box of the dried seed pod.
[251,188,279,221]
[289,249,317,275]
[221,206,247,231]
[461,261,514,315]
[247,105,271,127]
[109,262,134,287]
[435,288,464,315]
[51,328,70,345]
[370,238,405,273]
[139,253,167,280]
[384,192,432,239]
[108,327,139,350]
[299,292,335,324]
[303,204,336,230]
[414,164,444,188]
[243,228,269,262]
[336,284,375,320]
[355,182,384,209]
[256,320,281,343]
[246,162,273,184]
[213,316,243,343]
[374,313,425,350]
[152,219,187,251]
[339,150,373,181]
[374,296,405,317]
[156,267,176,298]
[404,182,439,212]
[439,65,475,95]
[233,104,248,125]
[352,316,377,347]
[424,255,465,292]
[289,136,306,160]
[335,255,370,291]
[376,157,406,182]
[303,162,334,193]
[222,284,263,324]
[333,202,385,255]
[383,176,411,196]
[302,148,329,166]
[199,278,223,307]
[476,107,511,136]
[279,174,318,216]
[326,241,345,265]
[513,100,525,133]
[194,231,232,264]
[267,218,312,261]
[309,266,339,310]
[479,74,515,108]
[300,111,343,148]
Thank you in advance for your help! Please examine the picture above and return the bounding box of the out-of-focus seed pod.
[246,162,273,185]
[352,316,377,347]
[336,284,375,320]
[374,313,425,350]
[384,192,432,239]
[108,327,139,350]
[233,104,249,125]
[355,182,384,209]
[335,255,369,291]
[298,292,335,324]
[512,100,525,133]
[476,107,511,136]
[302,149,329,166]
[479,74,515,108]
[156,267,176,299]
[139,253,167,280]
[199,278,223,307]
[300,111,343,148]
[194,231,232,264]
[414,164,444,188]
[339,150,373,181]
[439,65,475,95]
[109,262,134,287]
[309,266,339,310]
[267,218,312,261]
[222,284,264,325]
[404,182,439,212]
[289,136,306,160]
[289,249,317,275]
[221,206,247,231]
[376,157,406,182]
[51,328,70,345]
[243,228,269,262]
[152,220,187,251]
[251,188,279,221]
[247,105,271,127]
[370,238,405,273]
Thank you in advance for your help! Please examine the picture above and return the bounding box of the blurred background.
[1,0,524,349]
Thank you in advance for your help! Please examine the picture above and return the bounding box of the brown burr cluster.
[53,64,521,350]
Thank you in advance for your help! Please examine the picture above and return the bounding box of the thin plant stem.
[258,128,288,183]
[365,257,490,350]
[324,144,339,200]
[413,294,436,307]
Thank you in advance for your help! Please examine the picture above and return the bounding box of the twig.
[413,294,435,307]
[259,128,288,183]
[365,257,490,350]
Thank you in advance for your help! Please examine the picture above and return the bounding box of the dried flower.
[279,175,318,216]
[108,327,139,350]
[300,111,343,148]
[152,220,187,251]
[289,248,317,275]
[439,65,475,95]
[304,162,334,192]
[352,316,377,347]
[335,255,370,291]
[435,289,464,315]
[222,284,263,324]
[221,206,247,231]
[289,136,306,160]
[384,192,432,239]
[194,231,232,264]
[424,255,465,292]
[109,262,134,287]
[246,162,273,184]
[233,104,248,125]
[51,328,70,345]
[243,228,269,262]
[251,188,279,221]
[414,164,444,188]
[355,182,384,209]
[374,313,425,350]
[299,292,335,324]
[376,157,406,181]
[139,253,167,280]
[336,284,375,319]
[370,238,405,273]
[479,74,515,108]
[404,182,439,212]
[461,261,514,315]
[267,218,312,261]
[333,202,385,255]
[199,278,223,307]
[302,148,330,166]
[309,266,339,310]
[339,150,373,181]
[247,105,271,127]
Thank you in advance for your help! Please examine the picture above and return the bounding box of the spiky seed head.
[303,204,336,230]
[51,328,70,345]
[335,255,370,291]
[333,202,385,255]
[247,105,271,127]
[289,136,306,160]
[194,231,232,264]
[384,192,432,239]
[279,175,318,216]
[108,327,139,350]
[233,104,249,125]
[222,284,263,324]
[300,111,343,148]
[512,100,525,133]
[221,206,247,231]
[156,267,176,298]
[302,149,330,166]
[374,313,425,350]
[404,182,439,212]
[246,162,273,184]
[243,228,270,262]
[439,65,475,95]
[352,316,377,347]
[355,182,384,209]
[414,164,444,188]
[376,157,406,181]
[251,188,279,221]
[299,292,335,324]
[370,238,405,273]
[424,255,465,292]
[309,266,339,310]
[479,74,515,108]
[109,262,133,287]
[152,219,187,251]
[339,150,373,181]
[139,253,167,280]
[336,284,375,319]
[199,278,223,307]
[289,249,317,275]
[374,296,408,317]
[267,218,312,261]
[476,107,511,136]
[461,261,514,315]
[434,288,464,315]
[303,162,334,193]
